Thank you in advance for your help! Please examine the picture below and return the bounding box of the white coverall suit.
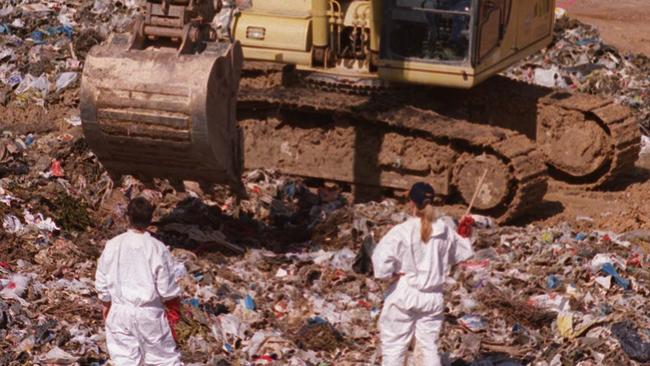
[372,217,474,366]
[95,230,183,366]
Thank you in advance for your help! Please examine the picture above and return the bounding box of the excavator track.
[431,75,641,190]
[299,71,641,190]
[237,84,548,223]
[536,92,641,189]
[303,71,641,190]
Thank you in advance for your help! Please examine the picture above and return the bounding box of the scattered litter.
[458,315,487,333]
[0,3,646,365]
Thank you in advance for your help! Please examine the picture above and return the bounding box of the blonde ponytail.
[417,204,436,242]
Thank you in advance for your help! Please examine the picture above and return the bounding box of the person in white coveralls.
[372,182,476,366]
[95,197,183,366]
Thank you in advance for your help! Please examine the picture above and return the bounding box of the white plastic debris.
[55,72,78,92]
[15,74,50,98]
[23,210,60,232]
[0,274,31,304]
[65,115,82,126]
[595,276,612,290]
[21,3,52,14]
[534,66,568,88]
[2,214,23,234]
[330,247,356,271]
[11,18,25,28]
[528,293,571,313]
[37,346,79,364]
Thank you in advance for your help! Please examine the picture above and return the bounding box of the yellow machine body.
[233,0,556,88]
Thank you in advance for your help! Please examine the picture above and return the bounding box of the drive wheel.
[453,153,512,211]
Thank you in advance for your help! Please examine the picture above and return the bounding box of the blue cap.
[408,182,435,209]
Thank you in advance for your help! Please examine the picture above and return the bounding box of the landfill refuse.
[0,1,648,364]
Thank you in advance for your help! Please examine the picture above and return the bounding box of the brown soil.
[515,161,650,232]
[0,89,79,135]
[560,0,650,56]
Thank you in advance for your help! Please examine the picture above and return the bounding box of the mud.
[0,102,74,135]
[238,82,548,223]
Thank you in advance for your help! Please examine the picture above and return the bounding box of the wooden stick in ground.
[464,168,489,217]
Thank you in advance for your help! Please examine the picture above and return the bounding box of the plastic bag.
[330,248,356,271]
[534,66,568,88]
[15,73,50,98]
[1,273,30,301]
[37,346,78,364]
[55,72,78,92]
[2,214,23,234]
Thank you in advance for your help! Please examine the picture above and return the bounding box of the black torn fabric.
[611,321,650,363]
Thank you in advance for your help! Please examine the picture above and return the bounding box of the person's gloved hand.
[164,298,181,342]
[457,215,475,238]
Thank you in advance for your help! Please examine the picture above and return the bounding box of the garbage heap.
[505,16,650,136]
[0,1,649,365]
[0,0,139,132]
[1,126,650,365]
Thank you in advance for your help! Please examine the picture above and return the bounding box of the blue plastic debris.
[223,343,234,353]
[576,37,599,46]
[244,294,256,311]
[46,25,73,38]
[193,271,204,281]
[282,182,299,199]
[24,134,35,146]
[459,314,487,332]
[8,73,22,87]
[189,298,200,307]
[307,316,327,325]
[546,275,561,289]
[31,30,46,44]
[601,263,630,289]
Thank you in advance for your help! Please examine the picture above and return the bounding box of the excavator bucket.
[80,34,244,190]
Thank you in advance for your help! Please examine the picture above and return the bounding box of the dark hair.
[127,197,154,230]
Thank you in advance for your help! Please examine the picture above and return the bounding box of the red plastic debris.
[50,159,65,177]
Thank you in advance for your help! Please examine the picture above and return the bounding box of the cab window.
[382,0,473,63]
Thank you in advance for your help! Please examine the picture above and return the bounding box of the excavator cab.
[381,0,473,63]
[377,0,551,87]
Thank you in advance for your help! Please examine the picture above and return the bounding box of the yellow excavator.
[80,0,640,222]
